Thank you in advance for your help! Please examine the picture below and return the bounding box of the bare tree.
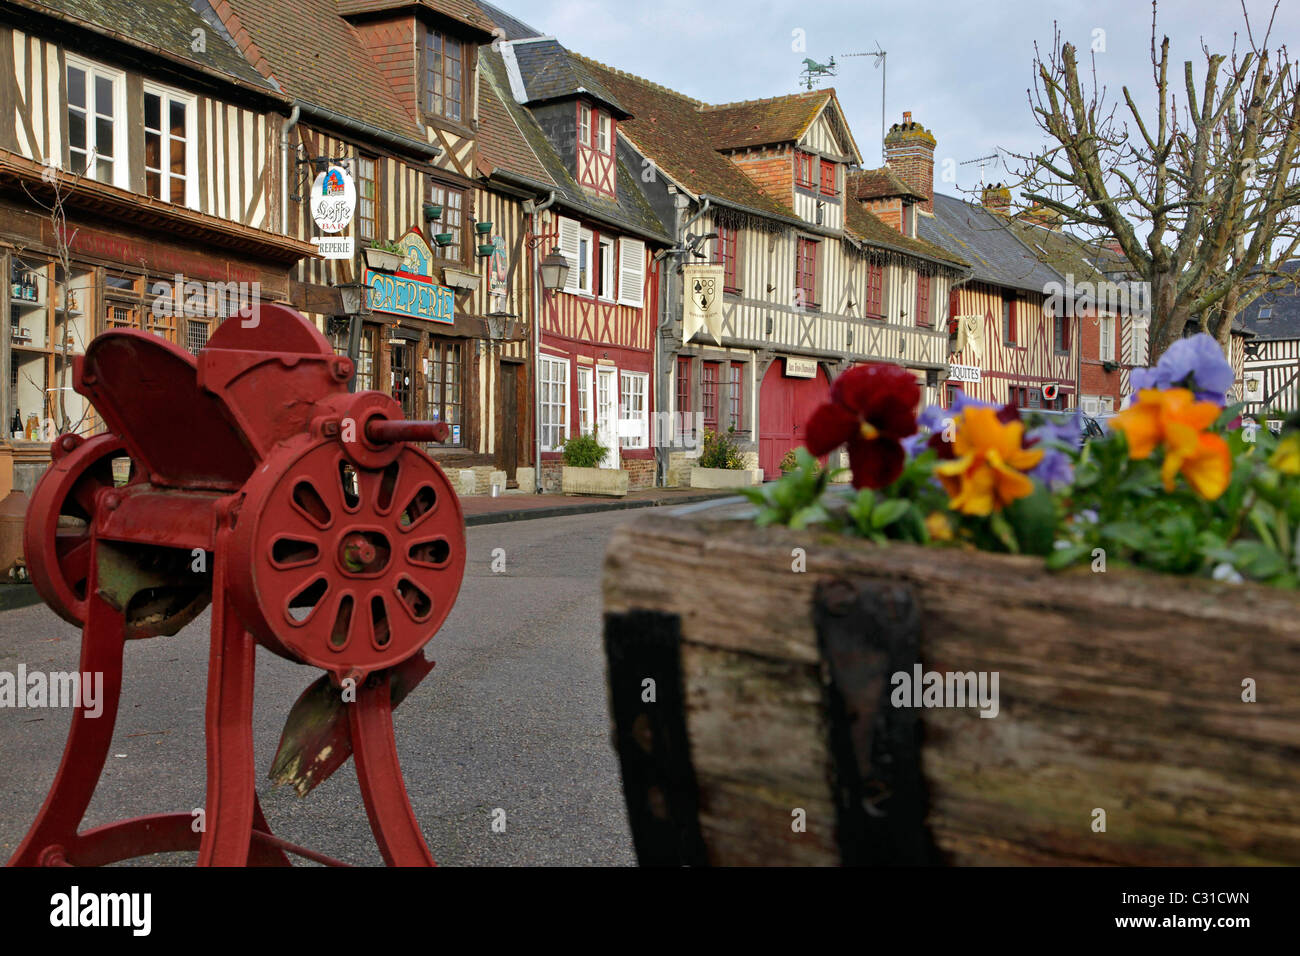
[1018,0,1300,357]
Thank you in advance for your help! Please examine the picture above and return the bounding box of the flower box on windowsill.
[441,267,480,292]
[561,465,628,497]
[363,247,403,272]
[688,466,763,489]
[602,504,1300,866]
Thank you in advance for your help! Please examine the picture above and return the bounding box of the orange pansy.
[1110,388,1231,499]
[934,407,1044,516]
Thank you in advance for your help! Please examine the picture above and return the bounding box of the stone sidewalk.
[461,486,736,526]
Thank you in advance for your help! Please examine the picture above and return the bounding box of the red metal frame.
[10,303,462,868]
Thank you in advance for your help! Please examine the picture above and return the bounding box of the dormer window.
[819,159,838,198]
[575,102,617,196]
[423,28,464,123]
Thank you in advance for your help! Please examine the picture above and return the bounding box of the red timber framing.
[537,210,658,477]
[947,280,1078,408]
[576,102,617,197]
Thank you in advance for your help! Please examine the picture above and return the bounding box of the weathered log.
[602,510,1300,865]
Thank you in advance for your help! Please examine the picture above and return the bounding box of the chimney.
[883,111,936,213]
[981,182,1012,216]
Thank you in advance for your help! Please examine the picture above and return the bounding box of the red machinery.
[9,303,465,866]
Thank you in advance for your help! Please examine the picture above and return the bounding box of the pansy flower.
[1110,387,1231,499]
[804,363,920,489]
[932,406,1044,515]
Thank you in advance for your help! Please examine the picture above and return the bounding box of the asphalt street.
[0,509,639,866]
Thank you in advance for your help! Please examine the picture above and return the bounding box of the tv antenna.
[960,152,999,186]
[841,45,887,164]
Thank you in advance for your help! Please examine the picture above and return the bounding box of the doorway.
[595,366,618,469]
[758,362,829,479]
[390,341,415,418]
[498,361,520,478]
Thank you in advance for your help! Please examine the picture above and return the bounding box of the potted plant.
[779,448,799,475]
[423,201,442,222]
[363,240,404,272]
[559,431,627,497]
[689,427,762,489]
[603,339,1300,866]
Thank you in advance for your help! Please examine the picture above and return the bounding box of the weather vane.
[799,56,837,91]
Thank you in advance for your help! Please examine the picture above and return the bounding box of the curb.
[0,584,42,612]
[463,492,732,527]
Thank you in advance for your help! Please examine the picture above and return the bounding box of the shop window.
[701,361,719,432]
[66,56,125,187]
[426,338,463,446]
[429,184,464,261]
[727,362,743,430]
[539,355,568,451]
[353,155,378,242]
[143,84,195,208]
[619,371,648,449]
[423,28,464,123]
[330,323,376,391]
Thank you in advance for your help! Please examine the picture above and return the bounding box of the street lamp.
[538,247,569,293]
[336,280,370,393]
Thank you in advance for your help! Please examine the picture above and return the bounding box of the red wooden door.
[759,363,829,479]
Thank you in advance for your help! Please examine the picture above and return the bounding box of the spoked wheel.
[23,434,133,626]
[228,438,466,678]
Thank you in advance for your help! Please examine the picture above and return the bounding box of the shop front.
[0,158,313,495]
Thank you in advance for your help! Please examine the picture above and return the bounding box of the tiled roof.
[848,167,925,202]
[843,198,968,269]
[481,48,668,243]
[509,38,629,117]
[336,0,496,39]
[215,0,421,139]
[474,0,542,40]
[13,0,278,93]
[919,193,1064,294]
[698,89,832,151]
[476,48,553,185]
[1005,219,1139,288]
[1239,260,1300,340]
[570,54,793,220]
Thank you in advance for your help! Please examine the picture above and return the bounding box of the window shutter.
[618,238,645,307]
[558,216,580,293]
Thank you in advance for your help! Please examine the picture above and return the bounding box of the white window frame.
[142,81,199,209]
[579,104,591,147]
[617,237,645,307]
[66,54,128,189]
[1099,314,1116,362]
[576,364,594,435]
[539,355,569,452]
[598,113,610,154]
[577,227,594,296]
[619,371,649,449]
[598,235,615,301]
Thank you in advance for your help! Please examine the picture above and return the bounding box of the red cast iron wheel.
[227,438,466,677]
[23,433,133,626]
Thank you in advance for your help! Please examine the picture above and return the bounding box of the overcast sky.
[496,0,1296,202]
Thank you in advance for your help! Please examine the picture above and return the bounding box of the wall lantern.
[338,281,370,317]
[539,247,570,292]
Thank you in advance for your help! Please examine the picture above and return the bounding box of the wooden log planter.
[602,508,1300,865]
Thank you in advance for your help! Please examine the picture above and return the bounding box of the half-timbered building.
[573,63,969,482]
[493,37,671,491]
[0,0,315,496]
[1239,260,1300,420]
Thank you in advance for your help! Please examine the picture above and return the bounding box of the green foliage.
[369,239,403,253]
[698,427,746,469]
[779,449,799,472]
[560,431,608,468]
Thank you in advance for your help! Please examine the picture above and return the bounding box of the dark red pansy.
[804,363,920,489]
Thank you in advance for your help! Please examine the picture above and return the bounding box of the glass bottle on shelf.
[24,412,38,441]
[10,409,21,439]
[9,266,20,300]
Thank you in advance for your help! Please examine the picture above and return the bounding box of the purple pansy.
[1132,333,1234,405]
[1029,447,1074,489]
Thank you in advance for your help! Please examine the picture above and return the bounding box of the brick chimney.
[883,110,935,213]
[981,182,1012,215]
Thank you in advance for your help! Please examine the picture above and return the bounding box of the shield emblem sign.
[692,276,716,312]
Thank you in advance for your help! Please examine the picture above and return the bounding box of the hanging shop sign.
[948,363,982,384]
[310,165,356,235]
[785,358,818,378]
[682,263,724,345]
[366,228,454,323]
